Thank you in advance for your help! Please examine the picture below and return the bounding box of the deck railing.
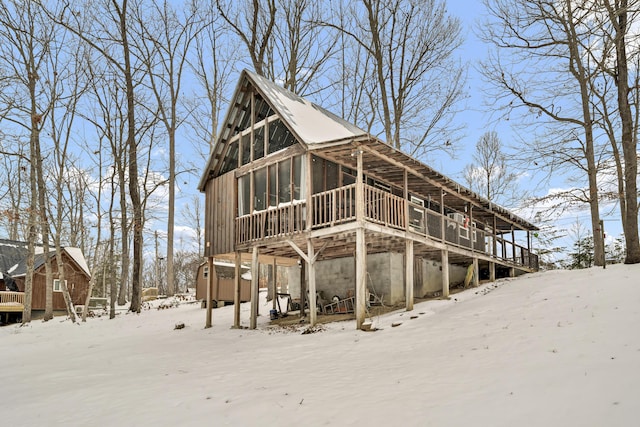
[236,202,306,244]
[235,183,538,270]
[0,291,25,311]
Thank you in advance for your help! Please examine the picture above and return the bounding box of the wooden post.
[355,149,364,221]
[272,259,277,310]
[250,246,259,329]
[472,257,479,287]
[405,239,414,311]
[489,261,496,282]
[233,251,241,329]
[306,154,313,230]
[299,257,306,319]
[403,169,409,230]
[205,257,213,328]
[355,227,367,329]
[355,148,367,329]
[441,249,449,298]
[469,205,474,250]
[440,190,445,241]
[511,226,516,263]
[307,239,317,326]
[492,216,498,259]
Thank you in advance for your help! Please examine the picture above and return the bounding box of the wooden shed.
[198,70,539,330]
[195,261,251,307]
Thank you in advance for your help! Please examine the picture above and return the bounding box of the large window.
[253,126,265,161]
[311,156,347,194]
[254,168,267,211]
[278,159,291,204]
[219,140,238,175]
[238,175,251,216]
[254,94,273,123]
[241,133,250,166]
[237,155,306,215]
[268,119,296,154]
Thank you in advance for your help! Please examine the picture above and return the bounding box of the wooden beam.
[205,257,213,328]
[299,257,306,319]
[250,246,259,330]
[286,239,309,263]
[306,153,313,230]
[234,251,241,328]
[473,257,479,287]
[405,239,414,311]
[272,258,277,310]
[307,239,317,326]
[441,249,449,298]
[356,149,364,221]
[355,227,367,330]
[440,190,445,241]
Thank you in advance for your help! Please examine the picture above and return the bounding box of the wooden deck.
[235,183,538,271]
[0,291,25,312]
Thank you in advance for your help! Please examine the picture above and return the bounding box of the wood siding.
[14,252,90,311]
[205,171,236,257]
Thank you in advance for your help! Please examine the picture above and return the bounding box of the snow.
[2,264,639,426]
[63,247,91,276]
[248,71,368,145]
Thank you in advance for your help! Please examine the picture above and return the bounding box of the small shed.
[196,261,251,307]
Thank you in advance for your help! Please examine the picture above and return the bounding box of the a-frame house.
[198,70,538,330]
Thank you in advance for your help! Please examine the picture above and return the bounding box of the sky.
[32,0,623,262]
[441,0,625,250]
[2,263,638,426]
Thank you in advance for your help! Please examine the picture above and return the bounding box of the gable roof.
[0,239,91,279]
[199,70,368,191]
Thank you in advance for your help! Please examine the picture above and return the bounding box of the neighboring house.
[195,261,252,308]
[198,70,539,330]
[0,239,91,316]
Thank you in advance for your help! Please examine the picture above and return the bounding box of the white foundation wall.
[415,258,467,297]
[285,253,470,306]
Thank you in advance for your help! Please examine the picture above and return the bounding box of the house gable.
[198,70,368,190]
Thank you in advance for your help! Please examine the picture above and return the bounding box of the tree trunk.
[608,0,640,263]
[118,1,143,313]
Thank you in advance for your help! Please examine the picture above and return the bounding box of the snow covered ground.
[1,264,638,426]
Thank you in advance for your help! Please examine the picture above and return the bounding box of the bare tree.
[600,0,640,264]
[188,8,238,159]
[131,0,204,296]
[480,0,607,266]
[463,131,520,206]
[0,139,29,240]
[181,195,204,256]
[216,0,277,77]
[327,0,465,156]
[48,0,147,312]
[0,0,61,323]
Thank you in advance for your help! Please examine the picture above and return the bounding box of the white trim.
[53,279,67,293]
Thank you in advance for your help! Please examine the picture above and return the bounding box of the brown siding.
[205,171,236,257]
[195,263,250,303]
[18,252,90,311]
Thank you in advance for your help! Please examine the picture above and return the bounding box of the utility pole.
[155,231,159,289]
[599,219,606,269]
